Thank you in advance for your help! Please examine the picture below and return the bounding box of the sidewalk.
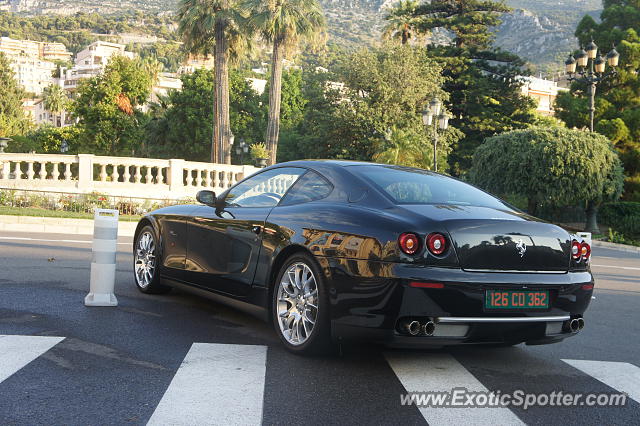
[0,215,138,237]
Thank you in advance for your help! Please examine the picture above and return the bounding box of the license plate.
[485,290,549,309]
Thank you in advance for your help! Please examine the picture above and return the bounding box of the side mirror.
[196,190,216,207]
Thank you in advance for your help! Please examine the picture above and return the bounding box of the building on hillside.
[22,97,72,128]
[178,54,215,74]
[33,98,71,127]
[520,76,568,116]
[246,78,267,96]
[7,0,40,13]
[74,41,134,68]
[59,41,135,91]
[42,42,73,62]
[147,73,183,107]
[0,37,71,61]
[58,65,101,91]
[10,56,56,95]
[21,98,38,122]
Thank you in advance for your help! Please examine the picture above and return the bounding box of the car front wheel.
[272,253,331,354]
[134,225,171,294]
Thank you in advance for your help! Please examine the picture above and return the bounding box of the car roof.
[274,159,375,168]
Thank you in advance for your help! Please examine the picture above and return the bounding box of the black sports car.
[133,160,594,354]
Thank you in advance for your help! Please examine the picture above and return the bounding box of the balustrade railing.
[0,154,258,199]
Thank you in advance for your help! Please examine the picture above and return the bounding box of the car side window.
[225,167,305,208]
[280,170,333,206]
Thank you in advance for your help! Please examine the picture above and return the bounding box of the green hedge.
[599,202,640,237]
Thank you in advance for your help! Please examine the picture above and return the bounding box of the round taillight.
[427,233,447,256]
[399,232,420,255]
[571,240,582,261]
[581,241,591,262]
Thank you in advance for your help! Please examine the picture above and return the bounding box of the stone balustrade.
[0,153,259,199]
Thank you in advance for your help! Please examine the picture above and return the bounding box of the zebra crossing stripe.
[386,352,523,426]
[0,335,65,384]
[147,343,267,426]
[562,359,640,403]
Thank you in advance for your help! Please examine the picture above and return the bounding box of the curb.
[592,240,640,254]
[0,215,137,237]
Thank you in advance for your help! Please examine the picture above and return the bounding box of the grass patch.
[0,206,141,222]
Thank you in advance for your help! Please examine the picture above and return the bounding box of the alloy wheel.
[135,231,156,289]
[276,262,319,345]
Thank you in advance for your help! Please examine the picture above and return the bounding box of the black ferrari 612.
[133,160,594,354]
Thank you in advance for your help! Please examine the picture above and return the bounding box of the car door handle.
[252,225,262,235]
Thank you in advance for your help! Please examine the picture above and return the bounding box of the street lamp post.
[565,41,619,132]
[422,97,450,172]
[235,138,249,164]
[564,41,620,233]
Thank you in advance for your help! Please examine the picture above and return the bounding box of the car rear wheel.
[134,226,171,294]
[272,253,331,354]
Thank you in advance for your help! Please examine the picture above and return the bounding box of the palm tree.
[42,84,69,127]
[243,0,325,165]
[383,0,422,45]
[177,0,248,164]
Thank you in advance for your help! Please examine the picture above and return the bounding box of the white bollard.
[85,209,119,307]
[577,232,592,246]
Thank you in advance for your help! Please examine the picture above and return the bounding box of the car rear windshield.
[349,165,511,209]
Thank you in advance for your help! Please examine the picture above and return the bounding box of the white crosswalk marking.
[562,359,640,403]
[0,335,65,383]
[147,343,267,426]
[386,352,523,426]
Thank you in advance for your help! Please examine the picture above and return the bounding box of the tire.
[272,253,331,355]
[133,225,171,294]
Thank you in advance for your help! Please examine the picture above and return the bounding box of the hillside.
[0,0,603,71]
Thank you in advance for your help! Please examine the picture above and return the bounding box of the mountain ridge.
[0,0,603,71]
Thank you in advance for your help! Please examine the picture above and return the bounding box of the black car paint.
[135,160,594,347]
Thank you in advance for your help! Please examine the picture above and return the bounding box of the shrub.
[250,142,269,160]
[470,126,625,216]
[599,202,640,237]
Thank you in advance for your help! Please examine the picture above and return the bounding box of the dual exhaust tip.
[566,317,585,333]
[402,317,585,336]
[402,319,436,336]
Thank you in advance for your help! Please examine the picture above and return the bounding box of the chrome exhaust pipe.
[577,318,585,330]
[568,318,580,333]
[404,320,421,336]
[422,320,436,336]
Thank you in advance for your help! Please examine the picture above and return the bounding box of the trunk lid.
[402,205,571,272]
[445,219,570,272]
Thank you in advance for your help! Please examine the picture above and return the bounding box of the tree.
[262,68,306,133]
[146,68,264,161]
[42,84,70,127]
[8,125,81,154]
[177,0,249,164]
[406,0,537,175]
[0,53,31,138]
[372,126,463,170]
[413,0,509,49]
[277,45,460,170]
[556,0,640,201]
[73,56,153,156]
[383,0,422,45]
[243,0,325,165]
[470,127,624,220]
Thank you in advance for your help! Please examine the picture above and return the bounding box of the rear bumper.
[318,257,594,347]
